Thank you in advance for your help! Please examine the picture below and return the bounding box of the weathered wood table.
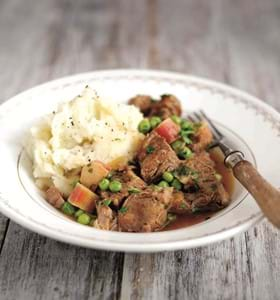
[0,0,279,299]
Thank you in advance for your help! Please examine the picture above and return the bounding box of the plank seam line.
[0,219,10,255]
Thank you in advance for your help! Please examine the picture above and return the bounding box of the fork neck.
[218,141,245,169]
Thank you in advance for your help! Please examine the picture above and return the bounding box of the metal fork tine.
[198,110,223,140]
[194,112,203,122]
[187,114,197,122]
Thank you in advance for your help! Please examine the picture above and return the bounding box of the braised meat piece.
[94,204,118,231]
[173,151,230,212]
[100,166,146,207]
[149,94,182,119]
[118,187,173,232]
[169,191,192,214]
[185,183,229,212]
[137,131,180,183]
[128,95,153,115]
[174,151,215,187]
[191,122,213,152]
[45,186,65,208]
[129,94,182,119]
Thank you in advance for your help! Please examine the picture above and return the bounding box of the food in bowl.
[27,87,234,232]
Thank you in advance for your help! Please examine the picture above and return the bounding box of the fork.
[189,110,280,228]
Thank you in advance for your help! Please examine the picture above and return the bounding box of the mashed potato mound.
[27,86,144,196]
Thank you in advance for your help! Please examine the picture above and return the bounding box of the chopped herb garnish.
[71,180,79,188]
[167,213,177,221]
[103,199,112,206]
[193,122,202,131]
[191,170,199,180]
[181,134,192,145]
[113,138,121,141]
[211,184,217,191]
[175,165,191,176]
[128,187,140,194]
[192,207,202,213]
[151,184,161,191]
[146,145,155,154]
[180,202,187,209]
[71,121,74,126]
[119,207,128,214]
[188,182,200,192]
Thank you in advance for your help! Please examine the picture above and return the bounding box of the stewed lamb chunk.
[100,166,146,208]
[94,203,118,231]
[169,191,192,214]
[149,94,182,119]
[190,122,213,152]
[172,151,230,212]
[118,187,173,232]
[137,131,180,183]
[129,94,182,119]
[128,95,153,115]
[45,186,65,208]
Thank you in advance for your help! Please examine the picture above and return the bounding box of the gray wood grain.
[0,0,280,299]
[0,223,124,300]
[0,217,9,252]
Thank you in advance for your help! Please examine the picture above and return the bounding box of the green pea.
[75,209,84,218]
[171,179,182,190]
[109,180,122,192]
[138,119,151,134]
[181,120,193,130]
[61,202,76,216]
[162,171,174,183]
[99,178,110,191]
[171,115,181,125]
[150,116,162,128]
[171,140,185,152]
[77,213,91,225]
[158,180,169,188]
[178,147,193,159]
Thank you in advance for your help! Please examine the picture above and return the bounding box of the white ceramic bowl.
[1,69,279,252]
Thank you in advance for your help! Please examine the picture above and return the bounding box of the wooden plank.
[121,222,280,300]
[0,223,124,300]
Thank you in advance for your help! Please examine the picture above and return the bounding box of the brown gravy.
[162,148,235,231]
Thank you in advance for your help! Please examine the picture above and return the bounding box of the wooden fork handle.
[232,160,280,228]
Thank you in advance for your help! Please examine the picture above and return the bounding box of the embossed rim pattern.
[0,69,278,252]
